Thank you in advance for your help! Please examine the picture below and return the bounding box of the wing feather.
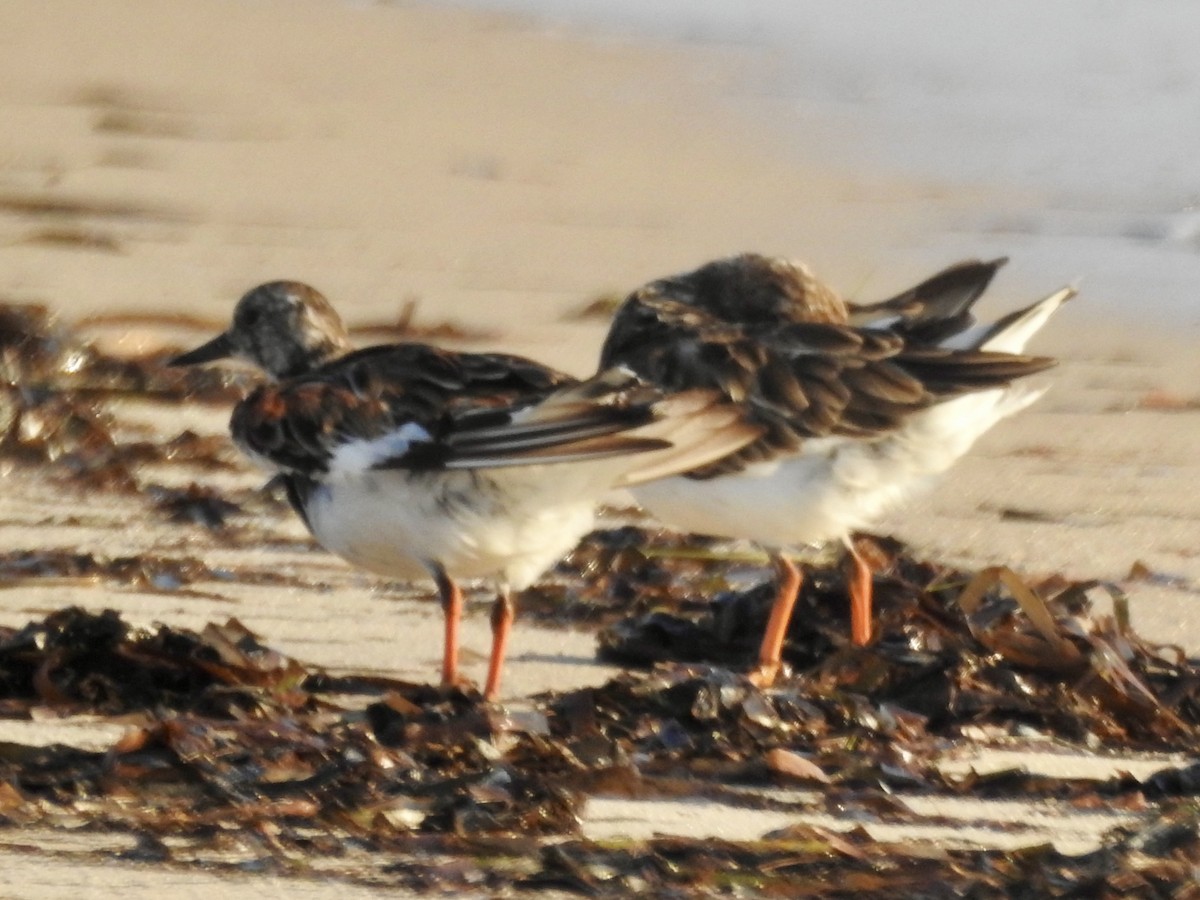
[599,256,1057,478]
[230,343,756,478]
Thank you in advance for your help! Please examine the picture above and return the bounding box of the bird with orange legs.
[599,254,1074,685]
[171,281,758,699]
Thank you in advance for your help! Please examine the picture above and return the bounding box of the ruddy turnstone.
[599,254,1075,685]
[170,281,758,700]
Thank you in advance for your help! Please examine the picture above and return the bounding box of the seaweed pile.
[1,567,1199,896]
[582,534,1200,751]
[3,301,1200,895]
[0,302,241,490]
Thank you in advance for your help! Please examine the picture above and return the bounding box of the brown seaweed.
[1,302,245,491]
[0,590,1195,897]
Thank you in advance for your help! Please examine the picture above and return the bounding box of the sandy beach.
[2,0,1199,895]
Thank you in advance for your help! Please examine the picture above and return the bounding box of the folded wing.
[599,287,1057,477]
[231,343,758,481]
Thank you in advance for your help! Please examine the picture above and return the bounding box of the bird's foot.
[439,673,480,697]
[746,661,786,689]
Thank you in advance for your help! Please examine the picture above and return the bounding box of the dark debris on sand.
[5,301,1200,895]
[1,301,245,491]
[573,532,1200,752]
[2,551,1200,896]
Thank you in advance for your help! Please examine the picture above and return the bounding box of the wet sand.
[1,0,1199,895]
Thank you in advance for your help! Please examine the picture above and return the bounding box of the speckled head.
[169,281,354,379]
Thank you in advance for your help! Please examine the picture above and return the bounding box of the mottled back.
[599,253,1055,477]
[231,343,577,476]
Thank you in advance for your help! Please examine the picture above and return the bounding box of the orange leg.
[748,552,802,688]
[483,590,515,702]
[433,566,463,687]
[847,542,873,646]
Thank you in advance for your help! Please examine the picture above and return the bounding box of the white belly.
[304,466,601,590]
[632,440,896,547]
[633,385,1038,548]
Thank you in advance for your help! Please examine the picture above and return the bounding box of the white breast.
[302,463,614,590]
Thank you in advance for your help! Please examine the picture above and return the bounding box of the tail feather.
[897,347,1059,396]
[847,257,1008,340]
[943,285,1077,353]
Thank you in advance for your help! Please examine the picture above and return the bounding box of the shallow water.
[425,0,1200,324]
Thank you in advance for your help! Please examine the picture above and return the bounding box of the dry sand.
[1,0,1199,895]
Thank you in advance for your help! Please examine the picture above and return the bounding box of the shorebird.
[170,281,758,700]
[598,254,1074,685]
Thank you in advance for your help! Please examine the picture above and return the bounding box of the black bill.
[168,332,235,367]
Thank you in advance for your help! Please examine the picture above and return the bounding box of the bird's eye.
[348,364,372,396]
